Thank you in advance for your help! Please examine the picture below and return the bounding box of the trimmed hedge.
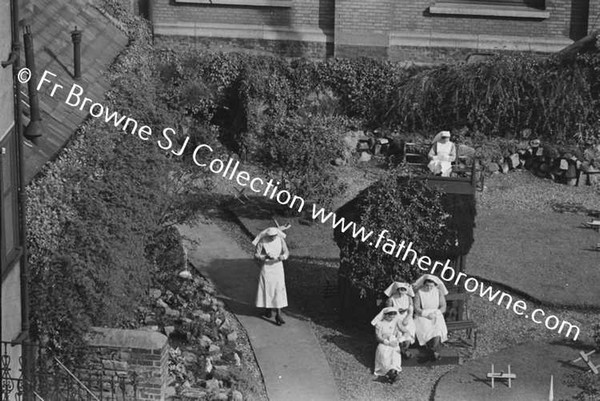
[334,175,475,297]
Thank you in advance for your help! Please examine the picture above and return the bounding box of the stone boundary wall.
[85,327,169,401]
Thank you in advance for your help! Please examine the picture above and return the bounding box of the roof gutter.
[3,0,34,398]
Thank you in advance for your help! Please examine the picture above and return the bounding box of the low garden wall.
[85,328,170,401]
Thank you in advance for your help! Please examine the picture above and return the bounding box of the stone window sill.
[175,0,292,7]
[430,2,550,19]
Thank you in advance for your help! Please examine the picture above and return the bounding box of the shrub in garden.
[27,6,207,359]
[385,54,600,141]
[220,56,296,158]
[26,120,202,354]
[255,113,350,208]
[336,176,460,296]
[334,174,476,322]
[316,57,418,127]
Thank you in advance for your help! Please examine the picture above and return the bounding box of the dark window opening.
[1,127,21,277]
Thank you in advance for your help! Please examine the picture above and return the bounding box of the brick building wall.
[590,0,600,33]
[338,0,586,60]
[151,0,334,57]
[151,0,333,27]
[391,1,570,38]
[151,0,595,62]
[334,0,393,57]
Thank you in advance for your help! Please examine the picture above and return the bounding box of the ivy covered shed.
[333,172,477,325]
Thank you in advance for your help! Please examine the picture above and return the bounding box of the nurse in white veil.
[428,130,456,177]
[253,226,290,326]
[412,274,448,361]
[384,282,416,358]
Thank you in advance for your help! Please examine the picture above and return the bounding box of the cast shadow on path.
[199,254,377,371]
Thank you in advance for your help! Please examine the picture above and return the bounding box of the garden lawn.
[468,209,600,308]
[228,197,341,260]
[433,342,585,401]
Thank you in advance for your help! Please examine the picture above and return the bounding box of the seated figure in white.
[428,131,456,177]
[384,282,416,359]
[371,307,409,383]
[413,274,448,361]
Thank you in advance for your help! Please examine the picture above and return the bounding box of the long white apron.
[428,142,454,176]
[414,288,448,345]
[255,238,288,308]
[374,319,402,376]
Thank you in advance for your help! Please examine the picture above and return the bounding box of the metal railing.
[1,342,138,401]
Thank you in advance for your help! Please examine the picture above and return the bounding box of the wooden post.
[487,364,517,388]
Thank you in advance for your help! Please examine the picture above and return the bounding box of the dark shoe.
[262,309,272,318]
[275,315,285,325]
[387,369,398,383]
[385,370,394,383]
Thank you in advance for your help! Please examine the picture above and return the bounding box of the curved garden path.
[178,220,340,401]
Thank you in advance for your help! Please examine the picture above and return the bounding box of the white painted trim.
[1,122,15,141]
[154,22,334,43]
[430,2,550,19]
[174,0,292,7]
[389,31,572,53]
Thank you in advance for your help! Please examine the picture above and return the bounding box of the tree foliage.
[26,20,207,357]
[385,54,600,141]
[335,175,476,297]
[256,113,349,208]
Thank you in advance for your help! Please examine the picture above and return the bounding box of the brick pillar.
[86,328,169,401]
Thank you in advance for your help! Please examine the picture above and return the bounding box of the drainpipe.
[2,0,33,399]
[70,27,82,80]
[23,25,42,142]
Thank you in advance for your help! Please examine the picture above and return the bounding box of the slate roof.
[19,0,128,184]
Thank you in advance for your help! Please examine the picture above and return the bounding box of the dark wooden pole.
[70,26,82,80]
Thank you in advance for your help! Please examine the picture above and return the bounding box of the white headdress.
[432,130,451,143]
[412,274,449,296]
[252,227,286,246]
[370,306,399,326]
[383,282,415,298]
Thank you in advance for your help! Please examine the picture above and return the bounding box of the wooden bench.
[402,141,485,191]
[403,142,430,166]
[445,292,478,348]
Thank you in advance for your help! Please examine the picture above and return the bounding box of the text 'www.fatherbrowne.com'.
[311,205,581,341]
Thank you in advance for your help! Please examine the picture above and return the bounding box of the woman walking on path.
[253,226,290,326]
